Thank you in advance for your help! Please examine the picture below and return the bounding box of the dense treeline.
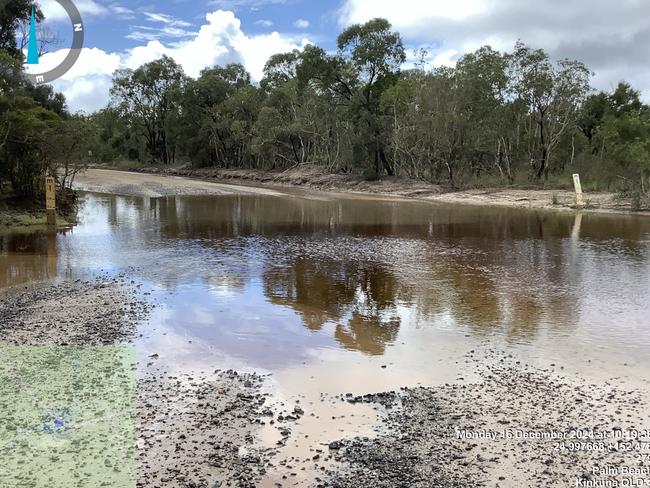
[0,2,93,205]
[2,10,650,206]
[99,19,650,203]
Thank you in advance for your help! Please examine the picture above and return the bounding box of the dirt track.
[73,169,289,198]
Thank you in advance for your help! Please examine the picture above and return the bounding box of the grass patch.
[0,194,76,232]
[0,210,74,232]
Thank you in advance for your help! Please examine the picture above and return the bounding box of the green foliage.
[575,82,650,199]
[0,3,76,203]
[80,18,649,200]
[0,1,42,61]
[43,115,97,189]
[110,55,187,165]
[0,2,83,203]
[177,64,258,168]
[90,107,138,162]
[0,89,61,198]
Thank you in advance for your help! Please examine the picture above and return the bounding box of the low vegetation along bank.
[0,198,76,231]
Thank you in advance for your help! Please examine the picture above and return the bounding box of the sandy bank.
[93,166,648,216]
[327,350,650,487]
[0,276,150,345]
[73,169,290,198]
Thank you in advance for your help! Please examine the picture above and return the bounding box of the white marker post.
[573,174,584,209]
[45,176,56,227]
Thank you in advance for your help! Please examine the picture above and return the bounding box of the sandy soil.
[73,169,289,198]
[138,369,274,488]
[0,279,274,487]
[91,165,650,215]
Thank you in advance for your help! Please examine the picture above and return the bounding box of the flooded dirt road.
[1,179,650,487]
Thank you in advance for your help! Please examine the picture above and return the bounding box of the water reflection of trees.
[3,192,649,355]
[259,224,589,351]
[263,259,408,355]
[408,232,583,342]
[134,195,650,351]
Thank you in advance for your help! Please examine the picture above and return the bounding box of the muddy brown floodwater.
[1,184,650,487]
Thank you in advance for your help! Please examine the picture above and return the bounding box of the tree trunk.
[537,113,548,180]
[380,147,394,176]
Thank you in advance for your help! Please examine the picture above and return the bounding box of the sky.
[25,0,650,113]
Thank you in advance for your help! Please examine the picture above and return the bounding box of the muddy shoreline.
[96,165,650,216]
[2,279,648,487]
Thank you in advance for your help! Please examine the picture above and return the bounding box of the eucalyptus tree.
[255,50,342,169]
[454,47,510,180]
[291,19,405,177]
[0,52,66,198]
[110,55,187,165]
[337,18,406,177]
[382,47,510,185]
[261,50,302,93]
[185,64,260,168]
[85,19,650,202]
[507,42,591,180]
[590,83,650,196]
[42,115,97,191]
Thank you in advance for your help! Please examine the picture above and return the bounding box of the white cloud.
[293,19,310,29]
[121,10,309,79]
[340,0,486,27]
[430,49,458,68]
[25,48,120,113]
[339,0,650,97]
[126,25,196,42]
[142,12,192,27]
[208,0,288,7]
[126,12,196,41]
[40,0,108,21]
[109,4,135,19]
[255,19,274,27]
[33,10,309,113]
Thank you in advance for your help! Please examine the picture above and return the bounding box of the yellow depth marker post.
[45,176,56,227]
[572,174,585,209]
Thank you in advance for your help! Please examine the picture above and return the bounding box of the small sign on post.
[45,176,56,227]
[573,174,584,208]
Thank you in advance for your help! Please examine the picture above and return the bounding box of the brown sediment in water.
[2,174,650,487]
